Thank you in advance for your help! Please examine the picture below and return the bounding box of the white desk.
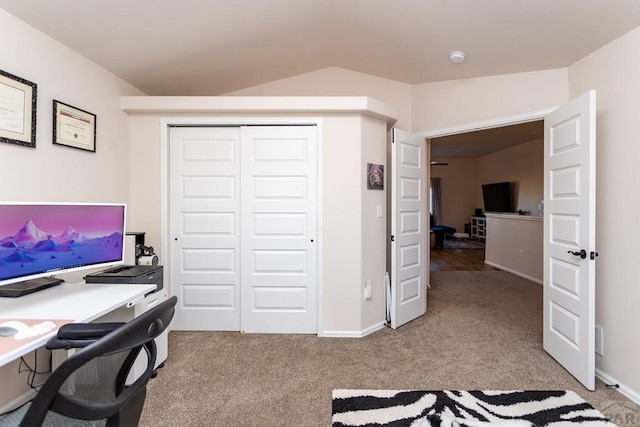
[0,282,155,368]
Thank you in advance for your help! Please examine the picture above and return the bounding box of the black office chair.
[0,296,177,427]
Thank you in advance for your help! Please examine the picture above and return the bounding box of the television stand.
[471,216,486,240]
[0,277,65,298]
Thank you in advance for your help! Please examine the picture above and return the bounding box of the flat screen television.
[0,203,126,292]
[481,182,514,213]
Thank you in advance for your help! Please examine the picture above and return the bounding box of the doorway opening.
[424,114,548,274]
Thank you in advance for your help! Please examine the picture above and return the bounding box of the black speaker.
[474,208,483,217]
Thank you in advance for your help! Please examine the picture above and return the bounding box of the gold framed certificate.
[0,69,37,148]
[53,100,96,152]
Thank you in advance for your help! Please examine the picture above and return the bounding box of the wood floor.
[429,246,499,271]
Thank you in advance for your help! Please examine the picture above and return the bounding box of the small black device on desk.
[0,277,65,298]
[84,265,163,294]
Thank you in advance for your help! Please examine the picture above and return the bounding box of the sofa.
[430,215,456,248]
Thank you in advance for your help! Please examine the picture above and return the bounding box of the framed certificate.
[53,100,96,152]
[0,69,37,148]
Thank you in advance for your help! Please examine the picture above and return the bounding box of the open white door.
[543,91,596,390]
[390,128,427,329]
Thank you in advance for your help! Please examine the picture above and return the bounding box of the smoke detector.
[449,51,466,64]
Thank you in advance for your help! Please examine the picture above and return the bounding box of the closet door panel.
[240,126,318,333]
[170,127,241,331]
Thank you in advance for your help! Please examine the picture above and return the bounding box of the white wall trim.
[160,116,325,335]
[484,261,543,285]
[419,107,557,139]
[485,213,543,222]
[0,389,36,415]
[596,368,640,406]
[159,121,169,300]
[123,96,398,124]
[323,321,386,338]
[160,116,325,127]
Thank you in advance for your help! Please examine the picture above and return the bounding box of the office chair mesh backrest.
[57,350,137,409]
[40,349,142,427]
[0,296,177,427]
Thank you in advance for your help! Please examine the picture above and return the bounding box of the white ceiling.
[2,1,638,156]
[431,120,544,158]
[1,0,640,96]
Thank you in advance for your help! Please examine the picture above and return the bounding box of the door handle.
[567,249,587,259]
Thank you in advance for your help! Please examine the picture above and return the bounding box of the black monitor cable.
[19,349,52,391]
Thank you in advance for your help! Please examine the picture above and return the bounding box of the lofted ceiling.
[2,1,638,156]
[1,0,640,96]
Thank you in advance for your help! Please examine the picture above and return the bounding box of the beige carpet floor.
[139,271,638,426]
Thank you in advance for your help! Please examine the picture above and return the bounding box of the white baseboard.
[0,389,36,415]
[596,368,640,405]
[322,321,386,338]
[484,261,543,285]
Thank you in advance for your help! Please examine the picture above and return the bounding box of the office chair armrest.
[46,322,125,350]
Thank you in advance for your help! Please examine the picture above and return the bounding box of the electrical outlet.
[519,249,524,258]
[364,279,372,300]
[595,325,604,355]
[376,205,383,218]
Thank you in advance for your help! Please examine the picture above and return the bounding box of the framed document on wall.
[53,100,96,152]
[0,69,37,148]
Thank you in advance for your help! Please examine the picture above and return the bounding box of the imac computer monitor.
[0,203,126,295]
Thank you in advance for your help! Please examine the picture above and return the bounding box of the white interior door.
[390,128,427,329]
[240,126,317,333]
[543,90,596,390]
[170,127,241,330]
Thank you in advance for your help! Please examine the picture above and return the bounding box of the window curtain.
[431,177,442,225]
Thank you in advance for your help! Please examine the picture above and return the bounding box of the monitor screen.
[0,203,126,286]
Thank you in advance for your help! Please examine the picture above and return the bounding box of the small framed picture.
[0,69,37,148]
[367,163,384,190]
[53,100,96,152]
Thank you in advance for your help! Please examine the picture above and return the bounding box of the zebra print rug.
[332,389,614,426]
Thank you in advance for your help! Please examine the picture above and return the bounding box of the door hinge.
[590,251,599,260]
[390,235,395,242]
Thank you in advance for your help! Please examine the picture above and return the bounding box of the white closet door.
[240,126,318,333]
[169,127,241,331]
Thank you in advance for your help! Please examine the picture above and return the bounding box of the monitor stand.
[0,277,65,298]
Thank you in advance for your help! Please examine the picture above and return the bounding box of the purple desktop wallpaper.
[0,204,125,282]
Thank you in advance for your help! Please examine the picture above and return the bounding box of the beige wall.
[569,25,640,399]
[485,214,543,283]
[321,115,366,333]
[0,8,144,412]
[477,139,544,216]
[412,69,569,132]
[360,116,388,330]
[432,139,543,233]
[127,115,164,246]
[430,157,479,232]
[0,8,143,204]
[226,67,413,130]
[227,66,570,136]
